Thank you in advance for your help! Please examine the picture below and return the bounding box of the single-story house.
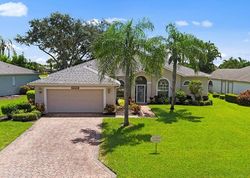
[0,61,39,96]
[30,60,210,114]
[211,66,250,94]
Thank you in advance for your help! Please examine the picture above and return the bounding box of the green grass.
[100,98,250,178]
[0,121,32,150]
[0,95,32,150]
[0,95,28,116]
[39,74,48,78]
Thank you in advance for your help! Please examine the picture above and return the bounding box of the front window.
[117,80,125,98]
[183,80,190,86]
[157,79,169,97]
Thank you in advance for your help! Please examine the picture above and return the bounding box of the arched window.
[135,76,147,84]
[117,80,125,98]
[183,80,190,86]
[208,80,213,86]
[208,80,213,92]
[157,79,169,97]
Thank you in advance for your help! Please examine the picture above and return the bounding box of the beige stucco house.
[211,66,250,94]
[30,60,210,113]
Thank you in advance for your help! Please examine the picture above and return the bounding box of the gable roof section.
[29,63,120,86]
[211,66,250,83]
[84,59,210,78]
[0,61,38,75]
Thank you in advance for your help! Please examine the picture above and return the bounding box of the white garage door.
[47,89,104,113]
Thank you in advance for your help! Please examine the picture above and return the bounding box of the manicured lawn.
[0,121,32,150]
[100,98,250,178]
[0,95,32,150]
[0,95,28,117]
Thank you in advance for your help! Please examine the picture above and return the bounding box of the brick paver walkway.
[0,117,116,178]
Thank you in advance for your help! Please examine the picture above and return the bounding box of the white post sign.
[151,135,161,153]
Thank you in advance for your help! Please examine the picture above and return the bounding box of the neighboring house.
[31,60,210,113]
[211,66,250,94]
[0,61,39,96]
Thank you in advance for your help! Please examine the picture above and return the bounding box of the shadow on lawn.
[100,122,151,156]
[151,108,203,124]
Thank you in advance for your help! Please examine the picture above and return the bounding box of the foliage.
[175,89,186,103]
[237,90,250,106]
[19,85,32,95]
[219,57,250,69]
[101,98,250,177]
[212,93,220,98]
[130,103,141,114]
[219,95,225,100]
[35,103,45,112]
[26,90,35,104]
[1,104,18,117]
[104,104,116,114]
[188,80,203,98]
[0,96,27,116]
[92,18,166,126]
[118,98,125,107]
[16,102,32,112]
[225,93,238,103]
[166,24,209,110]
[0,36,16,57]
[16,12,106,71]
[0,121,32,150]
[12,111,40,122]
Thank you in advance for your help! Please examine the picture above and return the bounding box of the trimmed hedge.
[212,93,220,98]
[225,94,238,103]
[17,102,32,112]
[19,85,31,95]
[1,104,18,117]
[12,110,41,122]
[219,95,225,100]
[26,90,35,104]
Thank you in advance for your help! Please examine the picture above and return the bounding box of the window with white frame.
[12,76,16,86]
[157,79,169,97]
[183,80,190,86]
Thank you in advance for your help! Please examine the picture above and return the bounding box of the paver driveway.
[0,117,116,178]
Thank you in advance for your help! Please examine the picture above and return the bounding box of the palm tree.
[0,36,16,57]
[92,19,166,126]
[166,24,209,111]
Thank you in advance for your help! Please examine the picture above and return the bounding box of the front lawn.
[0,95,32,150]
[100,98,250,178]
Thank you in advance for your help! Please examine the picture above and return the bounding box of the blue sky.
[0,0,250,65]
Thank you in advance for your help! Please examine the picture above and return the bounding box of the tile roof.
[29,62,120,86]
[0,61,38,75]
[211,66,250,83]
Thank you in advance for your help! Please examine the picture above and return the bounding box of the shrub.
[1,104,18,117]
[130,103,141,114]
[31,110,42,118]
[212,93,220,98]
[16,102,32,112]
[35,103,45,112]
[154,95,168,104]
[183,100,190,105]
[19,85,31,95]
[199,101,205,106]
[204,100,213,106]
[189,80,203,99]
[225,94,238,103]
[176,89,186,103]
[202,95,209,101]
[26,90,35,104]
[237,90,250,106]
[12,112,39,122]
[118,99,125,107]
[219,95,225,100]
[104,104,116,114]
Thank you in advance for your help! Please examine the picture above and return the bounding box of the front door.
[136,85,146,103]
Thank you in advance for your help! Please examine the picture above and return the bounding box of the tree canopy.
[16,12,106,70]
[219,57,250,69]
[92,18,166,126]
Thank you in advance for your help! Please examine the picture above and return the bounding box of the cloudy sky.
[0,0,250,65]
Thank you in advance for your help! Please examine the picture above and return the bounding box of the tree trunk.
[124,64,130,127]
[170,59,177,111]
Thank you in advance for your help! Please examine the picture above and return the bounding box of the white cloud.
[0,2,27,17]
[175,20,189,27]
[221,53,227,58]
[201,20,213,28]
[192,21,200,26]
[105,17,126,24]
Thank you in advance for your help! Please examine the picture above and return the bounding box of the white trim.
[182,80,191,86]
[43,86,107,113]
[12,76,16,86]
[156,78,170,97]
[136,84,146,103]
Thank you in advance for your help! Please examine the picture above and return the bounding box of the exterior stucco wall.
[0,74,39,96]
[181,77,209,96]
[212,79,250,94]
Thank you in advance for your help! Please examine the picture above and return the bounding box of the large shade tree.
[92,19,166,126]
[16,12,106,70]
[166,24,213,111]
